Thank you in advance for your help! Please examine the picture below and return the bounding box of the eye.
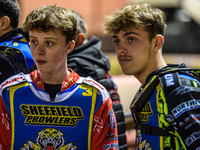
[128,37,135,43]
[30,39,38,46]
[45,41,53,46]
[113,39,120,45]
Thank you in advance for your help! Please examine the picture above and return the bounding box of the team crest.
[21,128,77,150]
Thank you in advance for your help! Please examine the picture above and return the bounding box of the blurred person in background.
[0,0,34,84]
[104,3,200,150]
[68,9,128,150]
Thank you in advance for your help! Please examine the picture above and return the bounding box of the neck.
[40,69,71,84]
[138,57,167,85]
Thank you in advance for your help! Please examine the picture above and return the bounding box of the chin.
[124,73,132,75]
[37,68,48,73]
[122,70,132,75]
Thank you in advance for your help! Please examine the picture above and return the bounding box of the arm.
[0,96,11,149]
[91,97,119,150]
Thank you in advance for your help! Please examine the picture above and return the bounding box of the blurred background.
[17,0,200,144]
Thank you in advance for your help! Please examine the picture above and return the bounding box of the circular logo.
[107,109,116,129]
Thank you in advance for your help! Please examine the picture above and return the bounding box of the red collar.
[30,69,80,92]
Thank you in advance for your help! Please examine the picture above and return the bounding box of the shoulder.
[159,67,200,83]
[158,68,200,97]
[0,28,25,42]
[77,76,110,102]
[0,73,29,95]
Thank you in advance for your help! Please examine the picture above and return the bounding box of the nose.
[36,44,45,55]
[116,43,127,54]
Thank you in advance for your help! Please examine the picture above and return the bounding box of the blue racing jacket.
[0,28,35,83]
[0,70,119,150]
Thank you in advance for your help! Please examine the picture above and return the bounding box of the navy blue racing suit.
[130,64,200,150]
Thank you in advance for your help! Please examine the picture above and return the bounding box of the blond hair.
[104,3,167,40]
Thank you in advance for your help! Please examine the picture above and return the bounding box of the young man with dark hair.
[0,5,118,149]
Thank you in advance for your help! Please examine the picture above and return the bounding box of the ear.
[66,40,75,55]
[153,34,164,52]
[75,33,85,47]
[0,16,11,31]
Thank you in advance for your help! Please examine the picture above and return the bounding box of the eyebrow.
[112,31,140,39]
[29,35,58,41]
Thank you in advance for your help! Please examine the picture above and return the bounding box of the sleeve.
[91,97,119,150]
[165,84,200,149]
[0,95,11,149]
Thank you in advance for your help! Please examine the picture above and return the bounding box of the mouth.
[36,59,46,65]
[119,57,131,64]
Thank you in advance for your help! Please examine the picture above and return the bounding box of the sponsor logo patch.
[172,99,200,118]
[107,109,116,129]
[139,102,153,122]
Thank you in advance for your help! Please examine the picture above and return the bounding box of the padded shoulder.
[77,76,110,102]
[0,73,28,95]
